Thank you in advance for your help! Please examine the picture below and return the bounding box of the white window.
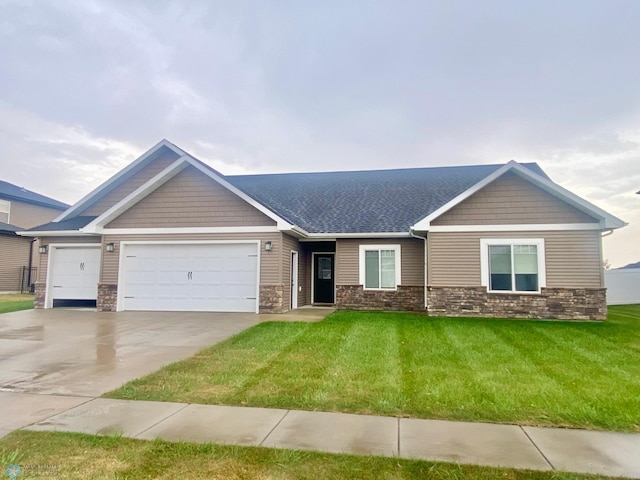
[359,245,401,290]
[0,200,9,224]
[480,239,546,293]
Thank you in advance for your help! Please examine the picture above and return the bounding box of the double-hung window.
[0,200,9,224]
[480,239,546,293]
[359,245,401,290]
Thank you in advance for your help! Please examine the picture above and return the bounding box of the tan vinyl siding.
[107,166,276,228]
[79,152,180,217]
[101,232,282,285]
[428,230,603,288]
[0,235,31,292]
[37,236,102,283]
[336,238,425,286]
[6,201,65,229]
[282,234,303,309]
[432,172,598,226]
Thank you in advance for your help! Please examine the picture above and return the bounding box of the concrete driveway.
[0,309,263,397]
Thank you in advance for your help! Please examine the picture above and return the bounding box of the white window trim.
[480,239,546,294]
[358,244,401,291]
[0,199,10,223]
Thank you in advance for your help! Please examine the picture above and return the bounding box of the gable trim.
[412,161,626,231]
[81,154,294,234]
[53,139,187,222]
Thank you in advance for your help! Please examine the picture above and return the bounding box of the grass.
[106,305,640,432]
[0,294,34,314]
[0,430,625,479]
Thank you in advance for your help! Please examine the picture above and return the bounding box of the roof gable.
[105,165,276,229]
[412,161,626,231]
[81,154,292,233]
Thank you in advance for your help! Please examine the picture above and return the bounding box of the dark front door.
[313,253,335,304]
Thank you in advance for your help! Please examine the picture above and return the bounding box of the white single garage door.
[49,246,101,303]
[121,243,259,312]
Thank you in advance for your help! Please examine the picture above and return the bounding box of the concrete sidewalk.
[1,392,638,478]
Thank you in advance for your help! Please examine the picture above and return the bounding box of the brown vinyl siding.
[336,238,425,286]
[428,230,603,288]
[106,166,276,228]
[0,234,31,292]
[79,152,180,217]
[101,232,282,285]
[6,201,65,229]
[37,236,102,283]
[432,172,598,226]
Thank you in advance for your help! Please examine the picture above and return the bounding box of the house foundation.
[426,286,607,320]
[336,285,425,311]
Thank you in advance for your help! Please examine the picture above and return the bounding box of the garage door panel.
[121,243,258,312]
[50,247,101,301]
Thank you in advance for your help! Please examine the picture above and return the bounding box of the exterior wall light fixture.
[264,241,273,251]
[105,243,115,252]
[38,245,47,254]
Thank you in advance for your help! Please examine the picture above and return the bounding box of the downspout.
[27,238,36,293]
[410,228,428,310]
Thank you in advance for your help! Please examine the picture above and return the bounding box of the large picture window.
[481,239,545,293]
[359,245,401,290]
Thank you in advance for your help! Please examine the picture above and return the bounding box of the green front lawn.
[0,294,34,314]
[106,305,640,432]
[0,431,622,480]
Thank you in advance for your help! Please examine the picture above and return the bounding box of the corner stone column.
[97,284,118,312]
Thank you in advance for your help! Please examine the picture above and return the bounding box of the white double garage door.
[49,242,259,312]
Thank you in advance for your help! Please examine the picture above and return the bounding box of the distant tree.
[603,259,612,270]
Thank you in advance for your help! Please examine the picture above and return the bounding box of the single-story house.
[20,140,625,319]
[0,180,69,293]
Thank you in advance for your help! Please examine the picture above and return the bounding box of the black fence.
[20,266,37,294]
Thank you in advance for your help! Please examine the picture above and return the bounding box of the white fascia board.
[81,157,190,233]
[17,230,100,237]
[412,160,627,231]
[102,226,280,235]
[53,139,185,223]
[428,223,604,233]
[185,157,295,230]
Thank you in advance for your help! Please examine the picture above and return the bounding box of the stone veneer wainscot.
[427,286,607,320]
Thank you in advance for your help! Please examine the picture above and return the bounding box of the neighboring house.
[20,140,625,319]
[0,222,31,293]
[0,181,69,293]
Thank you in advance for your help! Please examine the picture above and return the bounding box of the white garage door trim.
[45,243,102,308]
[116,240,261,313]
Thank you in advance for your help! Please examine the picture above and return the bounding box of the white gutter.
[17,230,99,237]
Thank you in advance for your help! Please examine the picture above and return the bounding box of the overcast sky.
[1,0,638,267]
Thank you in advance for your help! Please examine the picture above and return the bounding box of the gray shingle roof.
[28,216,97,232]
[0,221,23,234]
[227,163,548,233]
[0,180,69,210]
[29,162,548,234]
